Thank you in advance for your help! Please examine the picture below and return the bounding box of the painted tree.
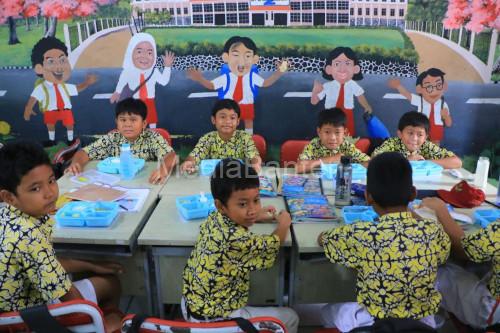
[444,0,500,32]
[0,0,24,44]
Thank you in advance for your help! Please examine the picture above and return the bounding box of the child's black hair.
[223,36,258,54]
[115,97,148,120]
[31,37,68,77]
[211,99,240,117]
[398,111,430,134]
[318,108,346,128]
[211,158,259,206]
[416,68,446,86]
[367,152,413,208]
[322,46,363,81]
[0,141,52,195]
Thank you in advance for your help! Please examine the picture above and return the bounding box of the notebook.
[65,184,126,202]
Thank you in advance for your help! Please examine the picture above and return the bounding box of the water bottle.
[119,143,134,180]
[473,156,490,189]
[335,156,352,206]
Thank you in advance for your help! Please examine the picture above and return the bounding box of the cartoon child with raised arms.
[24,37,96,147]
[311,46,372,137]
[388,68,451,145]
[187,36,288,135]
[110,32,175,129]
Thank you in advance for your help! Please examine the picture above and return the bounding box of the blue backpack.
[217,64,260,100]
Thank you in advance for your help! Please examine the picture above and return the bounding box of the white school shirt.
[211,72,265,105]
[31,81,78,110]
[115,67,172,99]
[317,80,364,109]
[410,93,449,126]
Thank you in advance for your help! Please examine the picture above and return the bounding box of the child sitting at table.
[182,158,299,332]
[318,152,451,332]
[421,197,499,329]
[180,99,262,173]
[372,111,461,169]
[296,107,370,173]
[0,141,123,332]
[67,97,177,184]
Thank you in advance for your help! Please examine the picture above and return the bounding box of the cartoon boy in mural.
[110,32,175,129]
[187,36,288,135]
[24,37,97,147]
[311,46,372,137]
[388,68,451,145]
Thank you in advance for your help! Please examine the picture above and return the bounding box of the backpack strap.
[125,313,149,333]
[232,317,259,333]
[249,65,259,99]
[19,304,74,333]
[40,81,49,112]
[218,64,231,99]
[61,83,71,101]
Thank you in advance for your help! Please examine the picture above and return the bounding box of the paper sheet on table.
[70,170,120,186]
[413,207,473,224]
[114,187,150,212]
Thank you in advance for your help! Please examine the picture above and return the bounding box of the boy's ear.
[0,189,17,206]
[316,127,322,137]
[222,52,229,63]
[142,119,147,130]
[409,186,417,202]
[365,190,374,205]
[214,199,225,212]
[397,130,403,139]
[211,116,216,126]
[353,65,360,74]
[235,117,240,127]
[252,54,259,64]
[34,64,44,75]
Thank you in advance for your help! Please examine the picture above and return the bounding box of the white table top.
[138,195,292,247]
[160,166,279,197]
[53,162,162,247]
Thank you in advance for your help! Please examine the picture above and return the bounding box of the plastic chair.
[121,314,287,333]
[280,140,310,167]
[0,300,106,333]
[354,138,371,154]
[252,134,267,161]
[108,128,172,146]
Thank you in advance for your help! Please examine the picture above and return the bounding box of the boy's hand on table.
[420,197,448,214]
[90,262,124,275]
[321,154,341,164]
[180,161,196,174]
[149,169,167,185]
[257,205,277,221]
[65,162,82,175]
[276,210,292,228]
[408,152,425,161]
[317,231,326,246]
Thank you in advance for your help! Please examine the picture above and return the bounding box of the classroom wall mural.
[0,0,499,177]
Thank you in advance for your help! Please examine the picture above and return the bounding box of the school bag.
[217,63,260,100]
[34,78,70,112]
[348,318,438,333]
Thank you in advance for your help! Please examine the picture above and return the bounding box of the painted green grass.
[0,21,66,67]
[148,27,405,50]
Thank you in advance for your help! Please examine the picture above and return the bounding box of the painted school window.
[193,14,203,23]
[239,13,249,23]
[314,1,325,9]
[291,2,301,10]
[214,3,225,11]
[338,1,348,9]
[227,13,238,23]
[326,1,336,9]
[390,8,395,16]
[399,9,404,16]
[204,14,214,23]
[358,8,362,15]
[192,4,202,12]
[326,13,336,23]
[226,3,237,11]
[338,13,348,22]
[381,8,386,15]
[291,13,301,22]
[365,7,370,15]
[302,13,312,22]
[302,2,312,9]
[238,2,249,11]
[204,4,213,12]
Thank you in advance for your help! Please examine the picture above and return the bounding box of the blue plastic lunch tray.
[342,206,378,224]
[199,159,222,176]
[55,201,119,227]
[473,209,500,228]
[321,163,367,180]
[176,194,216,220]
[409,161,443,177]
[97,156,145,175]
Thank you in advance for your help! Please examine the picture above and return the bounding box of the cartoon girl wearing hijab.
[110,33,175,128]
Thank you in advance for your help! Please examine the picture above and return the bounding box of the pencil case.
[56,201,119,227]
[176,194,216,220]
[342,206,378,224]
[97,157,145,175]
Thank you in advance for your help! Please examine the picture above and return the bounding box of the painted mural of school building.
[131,0,407,27]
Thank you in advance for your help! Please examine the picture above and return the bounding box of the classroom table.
[139,167,292,317]
[274,167,499,305]
[54,161,164,313]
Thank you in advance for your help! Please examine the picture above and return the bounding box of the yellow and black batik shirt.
[298,137,370,163]
[372,137,455,160]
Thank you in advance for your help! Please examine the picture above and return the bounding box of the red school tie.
[233,75,243,102]
[54,84,65,111]
[139,73,148,100]
[336,83,345,109]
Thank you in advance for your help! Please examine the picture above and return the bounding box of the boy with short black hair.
[318,152,451,332]
[372,111,461,169]
[0,141,123,332]
[182,158,299,332]
[67,97,176,184]
[421,197,499,329]
[296,108,370,173]
[180,99,262,173]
